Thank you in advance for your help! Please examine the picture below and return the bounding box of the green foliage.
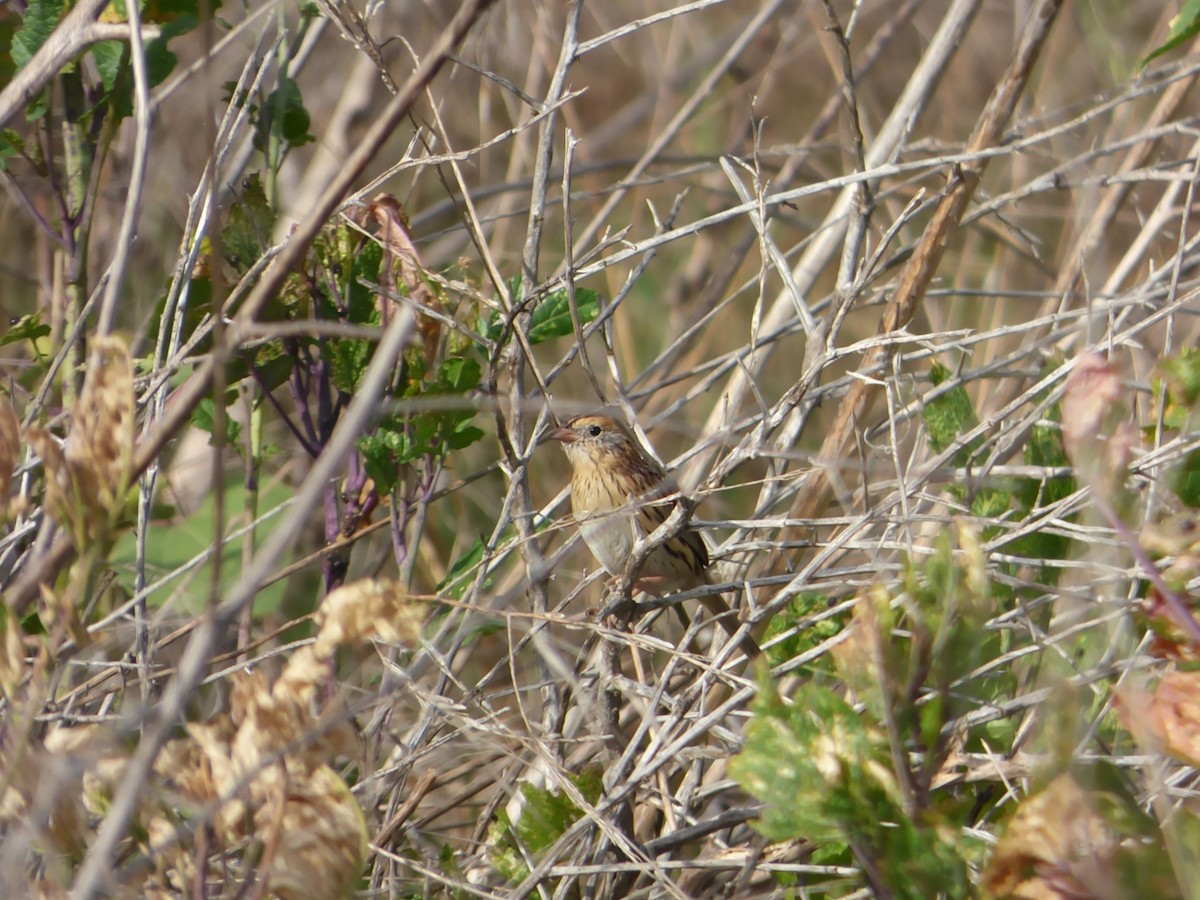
[193,397,242,447]
[1007,393,1075,569]
[307,223,384,393]
[761,592,844,671]
[219,174,276,273]
[0,313,50,351]
[483,279,601,346]
[15,0,218,123]
[144,13,208,87]
[731,682,974,897]
[1149,350,1200,508]
[91,41,126,96]
[970,486,1011,521]
[224,73,315,158]
[10,0,64,71]
[109,481,294,615]
[437,536,487,599]
[256,77,315,152]
[1174,449,1200,508]
[1144,0,1200,65]
[1159,348,1200,409]
[923,362,980,465]
[358,357,485,492]
[488,771,604,884]
[733,528,1009,896]
[0,130,23,171]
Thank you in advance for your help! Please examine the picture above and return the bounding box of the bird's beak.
[547,425,577,443]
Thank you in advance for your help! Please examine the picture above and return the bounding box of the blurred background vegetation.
[4,0,1200,896]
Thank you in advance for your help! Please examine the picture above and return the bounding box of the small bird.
[548,414,759,655]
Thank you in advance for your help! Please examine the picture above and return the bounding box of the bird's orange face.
[547,415,637,470]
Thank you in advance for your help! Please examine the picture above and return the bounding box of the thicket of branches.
[4,0,1200,896]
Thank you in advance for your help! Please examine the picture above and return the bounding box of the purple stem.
[321,479,341,590]
[251,361,319,457]
[390,494,408,569]
[288,343,319,448]
[1093,492,1200,647]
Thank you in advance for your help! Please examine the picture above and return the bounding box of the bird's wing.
[630,482,710,573]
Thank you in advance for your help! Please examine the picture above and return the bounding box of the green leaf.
[731,680,881,842]
[1175,448,1200,508]
[487,770,603,884]
[519,771,602,849]
[437,356,482,393]
[255,76,315,152]
[483,281,602,346]
[1161,348,1200,407]
[193,397,242,447]
[528,287,600,344]
[145,13,204,85]
[761,592,843,670]
[11,0,64,70]
[923,362,980,464]
[329,331,375,394]
[1144,0,1200,66]
[0,313,51,349]
[357,433,401,494]
[219,174,275,273]
[970,487,1011,520]
[438,537,486,598]
[91,40,126,93]
[0,130,24,171]
[732,677,975,896]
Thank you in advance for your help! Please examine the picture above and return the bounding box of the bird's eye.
[587,424,602,437]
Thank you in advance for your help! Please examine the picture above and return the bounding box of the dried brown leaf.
[368,193,441,367]
[0,392,18,500]
[1117,671,1200,765]
[829,584,886,706]
[983,774,1116,899]
[1061,351,1130,490]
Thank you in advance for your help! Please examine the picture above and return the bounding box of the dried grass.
[2,0,1200,896]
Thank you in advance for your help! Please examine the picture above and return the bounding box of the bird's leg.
[596,574,639,625]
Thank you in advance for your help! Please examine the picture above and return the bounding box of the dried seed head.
[26,337,135,544]
[24,427,71,532]
[0,393,18,500]
[262,765,368,900]
[313,578,424,658]
[68,336,134,515]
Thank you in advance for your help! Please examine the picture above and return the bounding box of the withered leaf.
[368,193,442,367]
[0,393,18,500]
[1118,671,1200,766]
[1061,351,1130,489]
[983,774,1115,899]
[263,765,368,900]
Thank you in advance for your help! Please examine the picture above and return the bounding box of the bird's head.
[547,414,639,471]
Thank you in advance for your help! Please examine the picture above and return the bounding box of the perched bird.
[548,414,759,655]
